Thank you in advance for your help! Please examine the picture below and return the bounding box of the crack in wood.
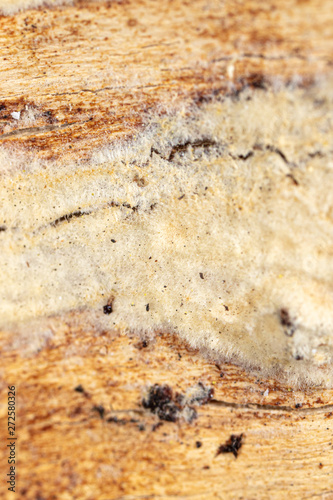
[209,399,333,414]
[0,119,91,140]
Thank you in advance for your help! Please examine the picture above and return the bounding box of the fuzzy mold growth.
[1,82,333,387]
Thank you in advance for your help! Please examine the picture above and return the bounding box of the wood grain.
[1,0,333,498]
[0,0,332,161]
[1,311,333,499]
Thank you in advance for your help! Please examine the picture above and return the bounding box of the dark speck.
[74,384,84,393]
[92,405,105,419]
[199,272,204,279]
[216,434,244,458]
[279,308,296,336]
[146,303,150,311]
[224,305,229,311]
[103,304,113,315]
[0,225,6,232]
[295,403,302,409]
[196,441,202,448]
[111,239,116,243]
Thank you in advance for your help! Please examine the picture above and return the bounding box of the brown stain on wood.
[0,0,332,161]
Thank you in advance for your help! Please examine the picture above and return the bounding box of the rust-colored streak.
[0,0,332,160]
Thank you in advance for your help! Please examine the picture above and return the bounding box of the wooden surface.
[1,0,333,498]
[1,311,333,499]
[0,0,332,161]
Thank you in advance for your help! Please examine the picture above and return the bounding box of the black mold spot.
[216,433,244,458]
[142,382,213,423]
[103,295,114,315]
[0,225,7,232]
[178,194,185,200]
[199,272,204,279]
[295,403,302,409]
[103,304,113,315]
[279,308,296,337]
[111,238,116,243]
[145,303,150,311]
[224,305,229,311]
[135,339,148,349]
[196,441,203,448]
[92,405,105,419]
[74,384,84,393]
[142,384,179,422]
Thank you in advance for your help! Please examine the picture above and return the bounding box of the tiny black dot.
[103,304,113,314]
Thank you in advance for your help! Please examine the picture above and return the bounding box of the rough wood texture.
[0,0,332,161]
[1,0,333,498]
[1,311,333,499]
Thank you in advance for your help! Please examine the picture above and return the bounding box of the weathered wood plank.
[0,0,332,160]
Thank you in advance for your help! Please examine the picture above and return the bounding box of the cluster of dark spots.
[122,202,138,212]
[142,383,213,423]
[135,339,149,349]
[103,295,115,315]
[295,403,302,409]
[216,433,244,458]
[133,173,147,187]
[50,209,86,228]
[142,384,181,422]
[92,405,105,419]
[279,308,296,337]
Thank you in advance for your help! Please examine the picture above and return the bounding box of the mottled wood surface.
[1,311,333,499]
[1,0,333,498]
[0,0,332,161]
